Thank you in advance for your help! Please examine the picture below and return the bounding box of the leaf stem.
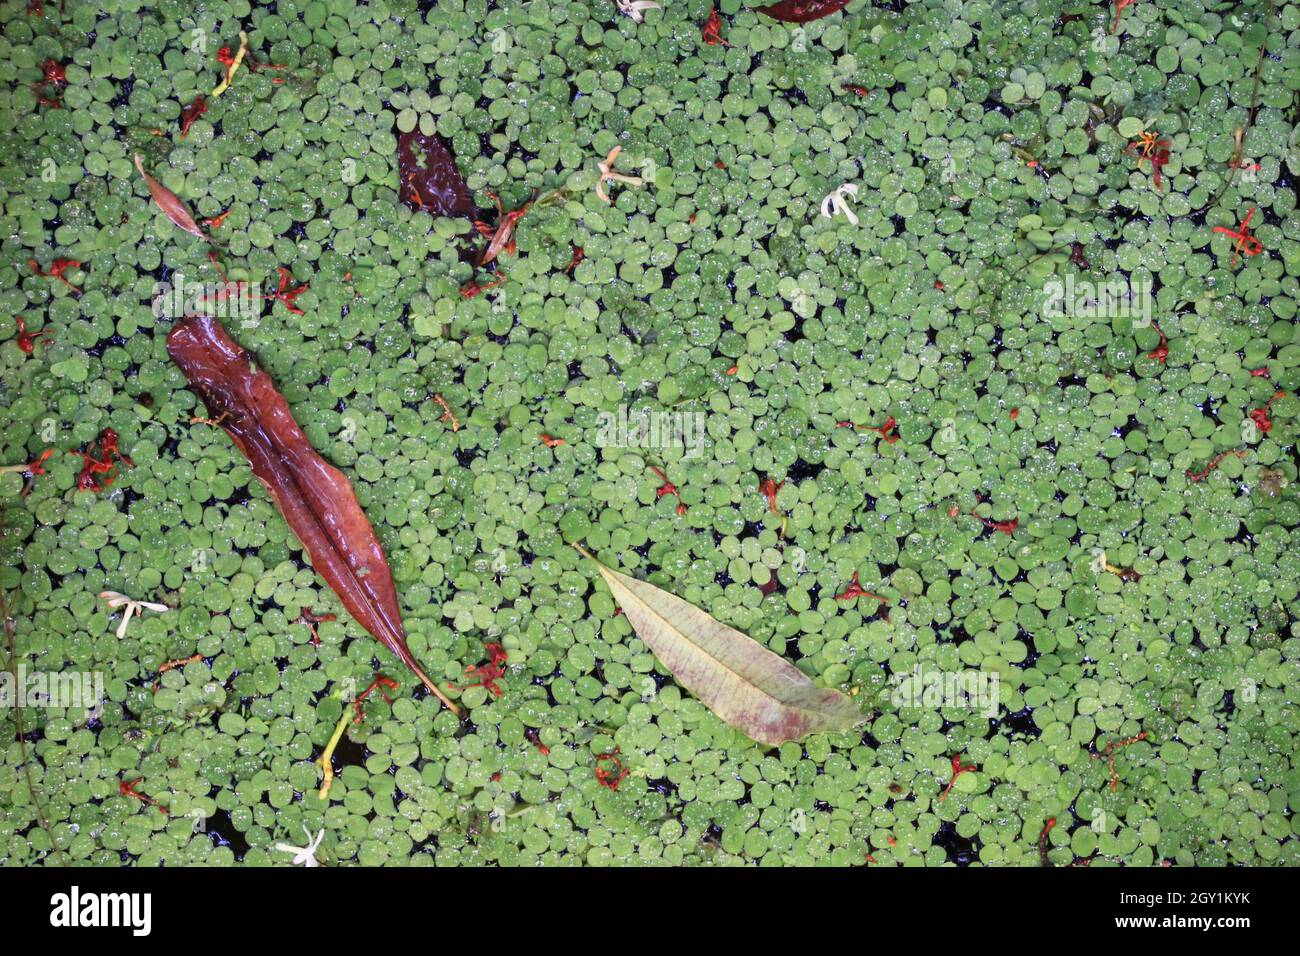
[409,661,459,715]
[316,707,351,801]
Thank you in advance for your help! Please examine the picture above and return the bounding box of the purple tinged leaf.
[396,129,475,218]
[756,0,852,23]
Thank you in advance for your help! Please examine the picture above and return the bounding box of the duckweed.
[1,0,1299,868]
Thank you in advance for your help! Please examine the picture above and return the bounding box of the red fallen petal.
[756,0,852,23]
[982,517,1018,535]
[180,95,207,138]
[40,59,66,86]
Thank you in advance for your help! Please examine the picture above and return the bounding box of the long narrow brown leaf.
[134,154,209,241]
[167,316,457,714]
[576,546,861,746]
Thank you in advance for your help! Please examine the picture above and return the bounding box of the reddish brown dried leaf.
[134,154,209,240]
[756,0,851,23]
[396,129,475,217]
[167,316,457,713]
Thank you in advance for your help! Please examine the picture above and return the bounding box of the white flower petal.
[820,183,860,225]
[276,827,325,866]
[115,604,135,640]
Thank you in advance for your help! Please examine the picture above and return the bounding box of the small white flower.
[616,0,661,23]
[98,591,170,639]
[275,827,325,867]
[595,146,645,204]
[820,183,860,226]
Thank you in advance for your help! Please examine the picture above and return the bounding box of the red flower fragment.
[295,608,337,647]
[460,271,507,299]
[595,746,630,791]
[525,727,550,756]
[758,476,783,514]
[939,754,977,801]
[1038,817,1056,866]
[1213,208,1263,267]
[352,674,400,723]
[649,465,687,515]
[701,7,729,45]
[14,315,51,354]
[1249,391,1286,435]
[1,448,53,497]
[120,776,167,813]
[450,642,509,698]
[204,208,232,231]
[28,258,82,294]
[70,428,132,492]
[837,415,899,444]
[981,516,1018,536]
[833,571,888,605]
[262,267,309,314]
[1147,321,1168,364]
[1112,0,1136,35]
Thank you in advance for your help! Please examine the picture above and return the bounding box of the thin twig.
[1192,0,1276,214]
